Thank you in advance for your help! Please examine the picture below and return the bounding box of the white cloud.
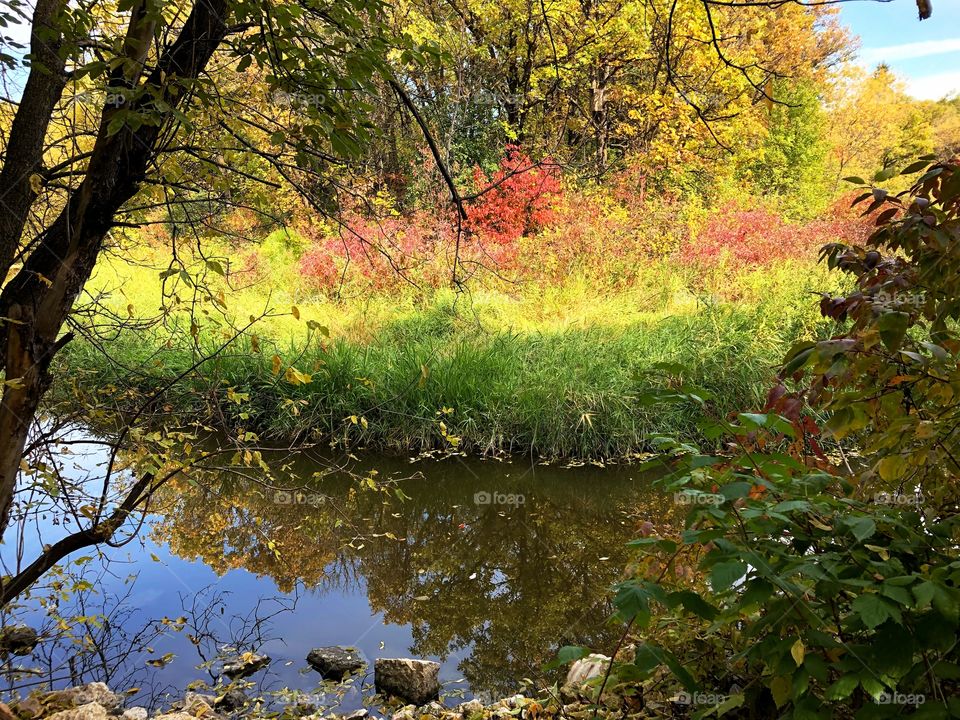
[859,38,960,65]
[906,71,960,100]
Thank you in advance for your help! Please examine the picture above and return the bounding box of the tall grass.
[56,262,836,459]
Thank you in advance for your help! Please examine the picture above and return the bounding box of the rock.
[180,693,216,717]
[222,654,270,679]
[0,626,38,656]
[121,708,148,720]
[342,711,368,720]
[455,700,483,718]
[12,696,43,718]
[375,659,441,706]
[564,654,609,687]
[456,700,484,719]
[306,647,365,681]
[0,702,17,720]
[289,703,316,718]
[213,690,247,714]
[45,703,110,720]
[43,684,123,711]
[152,713,195,720]
[420,703,444,717]
[388,705,416,720]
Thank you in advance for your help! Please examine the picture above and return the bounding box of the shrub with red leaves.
[681,197,873,270]
[299,247,340,291]
[465,146,563,264]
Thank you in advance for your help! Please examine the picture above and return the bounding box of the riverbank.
[53,276,831,460]
[2,655,653,720]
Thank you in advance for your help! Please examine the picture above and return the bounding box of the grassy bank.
[55,261,837,459]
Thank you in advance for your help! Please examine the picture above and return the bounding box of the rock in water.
[374,658,441,706]
[214,689,247,713]
[306,647,365,680]
[45,703,109,720]
[42,683,123,711]
[121,708,148,720]
[565,654,610,686]
[222,653,270,679]
[0,626,38,656]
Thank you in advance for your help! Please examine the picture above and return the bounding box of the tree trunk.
[0,0,230,546]
[0,0,69,281]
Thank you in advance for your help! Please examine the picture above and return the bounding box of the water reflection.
[151,453,677,698]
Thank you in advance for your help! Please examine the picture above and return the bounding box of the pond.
[2,442,678,712]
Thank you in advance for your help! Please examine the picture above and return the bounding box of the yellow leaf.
[877,455,907,482]
[770,676,791,708]
[271,355,282,375]
[284,366,312,385]
[790,638,805,667]
[291,305,300,320]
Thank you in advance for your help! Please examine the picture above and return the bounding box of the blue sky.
[839,0,960,99]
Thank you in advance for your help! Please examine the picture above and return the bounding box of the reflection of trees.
[155,456,681,697]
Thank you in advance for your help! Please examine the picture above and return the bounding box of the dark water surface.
[2,444,673,711]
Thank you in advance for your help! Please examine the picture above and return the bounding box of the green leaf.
[710,561,747,592]
[932,585,960,625]
[613,582,651,626]
[544,645,589,670]
[633,643,698,692]
[206,259,225,276]
[847,516,876,542]
[825,674,858,700]
[877,311,910,350]
[852,594,896,629]
[913,580,936,609]
[900,160,929,175]
[668,590,718,620]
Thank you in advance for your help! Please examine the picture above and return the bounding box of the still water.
[2,444,675,711]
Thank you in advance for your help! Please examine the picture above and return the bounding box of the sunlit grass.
[61,246,837,459]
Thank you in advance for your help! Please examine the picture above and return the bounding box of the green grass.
[54,261,837,459]
[52,236,847,459]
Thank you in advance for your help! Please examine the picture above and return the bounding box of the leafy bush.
[680,199,871,272]
[465,145,564,255]
[574,159,960,717]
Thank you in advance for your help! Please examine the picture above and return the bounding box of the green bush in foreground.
[576,159,960,716]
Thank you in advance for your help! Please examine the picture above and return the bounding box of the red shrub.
[465,146,563,265]
[299,247,340,291]
[681,199,872,270]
